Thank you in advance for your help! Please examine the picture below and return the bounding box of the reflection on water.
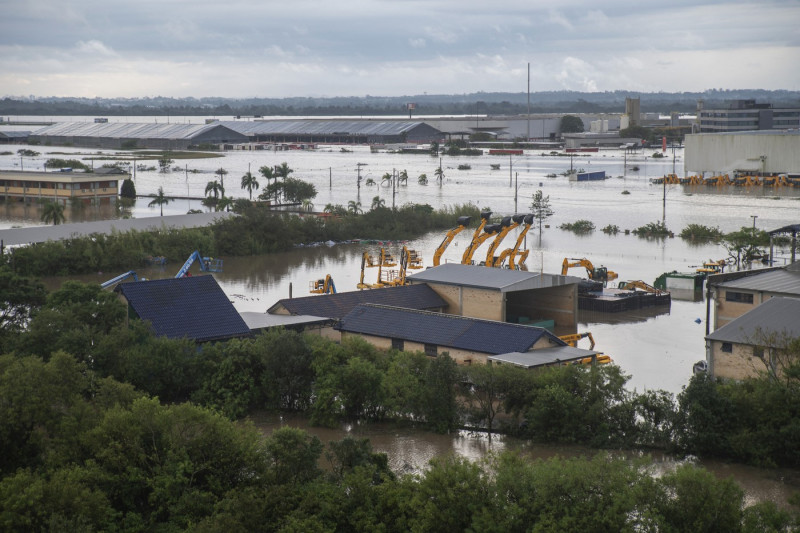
[251,412,800,509]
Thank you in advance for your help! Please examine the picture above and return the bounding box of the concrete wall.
[339,331,491,365]
[709,340,768,380]
[685,133,800,175]
[425,282,504,321]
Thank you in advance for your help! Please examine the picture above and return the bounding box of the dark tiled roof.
[268,284,446,319]
[117,275,250,342]
[336,304,565,355]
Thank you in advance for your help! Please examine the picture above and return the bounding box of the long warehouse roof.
[30,119,437,140]
[30,121,237,140]
[220,119,433,137]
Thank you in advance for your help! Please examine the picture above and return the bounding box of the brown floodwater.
[250,412,799,510]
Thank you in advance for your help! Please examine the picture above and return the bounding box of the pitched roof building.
[705,296,800,380]
[116,275,250,342]
[335,303,584,365]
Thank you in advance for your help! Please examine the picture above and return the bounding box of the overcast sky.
[1,0,799,99]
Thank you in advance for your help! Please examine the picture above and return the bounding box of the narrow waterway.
[250,412,799,510]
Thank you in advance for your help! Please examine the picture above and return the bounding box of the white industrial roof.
[407,263,580,292]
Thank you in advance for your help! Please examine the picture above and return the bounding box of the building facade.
[0,169,124,205]
[697,99,800,133]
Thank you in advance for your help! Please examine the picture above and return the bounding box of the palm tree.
[216,196,234,212]
[148,186,172,216]
[434,164,445,185]
[418,173,429,186]
[347,200,362,215]
[370,196,386,210]
[301,199,314,211]
[274,162,293,203]
[259,165,276,201]
[398,170,409,185]
[381,172,392,186]
[205,180,223,200]
[240,171,259,200]
[215,168,228,192]
[41,200,65,225]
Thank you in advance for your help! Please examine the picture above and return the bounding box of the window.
[725,291,754,304]
[753,347,764,359]
[424,343,437,357]
[391,338,404,351]
[721,342,733,353]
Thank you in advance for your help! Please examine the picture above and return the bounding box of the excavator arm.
[462,223,503,265]
[617,280,663,294]
[310,274,336,294]
[459,211,492,264]
[505,215,534,270]
[432,216,471,266]
[484,215,524,267]
[558,331,596,350]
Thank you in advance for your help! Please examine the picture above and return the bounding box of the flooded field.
[13,142,797,393]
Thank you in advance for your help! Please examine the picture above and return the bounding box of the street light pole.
[751,215,758,231]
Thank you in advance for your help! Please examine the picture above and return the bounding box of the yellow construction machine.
[461,217,507,265]
[432,215,472,266]
[495,214,534,269]
[617,280,666,294]
[484,214,526,267]
[358,247,412,289]
[406,248,424,269]
[695,259,727,274]
[558,331,596,350]
[309,274,336,294]
[561,257,618,283]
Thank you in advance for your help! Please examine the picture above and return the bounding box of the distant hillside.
[2,90,800,117]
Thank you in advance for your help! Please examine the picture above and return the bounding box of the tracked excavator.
[484,214,526,267]
[491,214,533,268]
[309,274,336,294]
[461,218,507,265]
[561,257,618,283]
[617,280,665,294]
[432,215,472,266]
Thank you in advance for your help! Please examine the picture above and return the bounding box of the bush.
[679,223,723,243]
[602,224,620,235]
[559,220,595,234]
[457,164,471,170]
[633,220,671,238]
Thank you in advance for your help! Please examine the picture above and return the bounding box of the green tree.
[158,155,174,172]
[258,164,276,202]
[434,163,444,185]
[215,167,228,191]
[281,177,317,203]
[461,363,514,438]
[216,195,234,212]
[370,195,386,210]
[264,426,323,485]
[0,264,46,351]
[147,186,171,216]
[418,173,428,185]
[347,200,363,215]
[560,115,584,133]
[530,189,554,239]
[240,170,259,200]
[723,226,769,267]
[120,178,136,199]
[423,353,460,433]
[40,200,65,225]
[205,180,223,200]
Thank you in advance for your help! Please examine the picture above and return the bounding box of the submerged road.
[0,211,235,247]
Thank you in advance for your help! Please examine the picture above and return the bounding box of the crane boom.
[432,215,471,266]
[175,251,223,278]
[100,270,140,289]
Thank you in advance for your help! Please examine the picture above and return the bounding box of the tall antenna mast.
[527,62,531,141]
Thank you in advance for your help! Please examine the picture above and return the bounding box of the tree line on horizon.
[2,89,799,117]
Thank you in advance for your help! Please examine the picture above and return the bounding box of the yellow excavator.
[617,280,666,295]
[494,214,534,269]
[432,215,472,266]
[309,274,336,294]
[695,259,727,274]
[558,331,596,350]
[462,217,507,265]
[558,331,612,365]
[484,214,526,267]
[561,257,618,283]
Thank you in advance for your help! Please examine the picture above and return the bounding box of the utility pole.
[526,62,530,141]
[329,167,332,189]
[509,155,513,187]
[751,215,758,231]
[514,172,519,212]
[356,162,366,191]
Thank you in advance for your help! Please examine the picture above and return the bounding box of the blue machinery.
[100,270,141,289]
[175,251,223,278]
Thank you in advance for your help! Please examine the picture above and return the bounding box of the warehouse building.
[223,119,444,145]
[697,99,800,133]
[684,130,800,177]
[29,122,249,150]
